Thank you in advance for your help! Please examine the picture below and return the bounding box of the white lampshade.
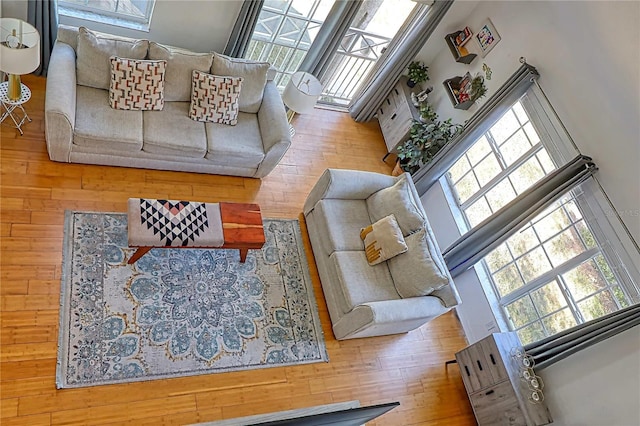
[0,18,40,75]
[282,71,323,115]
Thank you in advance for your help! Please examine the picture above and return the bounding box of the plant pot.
[407,79,416,88]
[392,160,404,176]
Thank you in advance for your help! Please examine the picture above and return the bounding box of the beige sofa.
[45,25,291,178]
[304,169,460,340]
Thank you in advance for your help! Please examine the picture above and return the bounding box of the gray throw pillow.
[387,228,449,298]
[76,27,149,90]
[148,42,213,102]
[366,174,425,236]
[211,52,270,114]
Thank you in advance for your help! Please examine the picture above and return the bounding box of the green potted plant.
[406,61,429,88]
[396,118,463,174]
[470,74,488,101]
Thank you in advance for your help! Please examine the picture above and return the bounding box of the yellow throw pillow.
[360,214,408,266]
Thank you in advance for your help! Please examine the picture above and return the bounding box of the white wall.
[0,0,242,53]
[416,0,640,245]
[419,2,640,425]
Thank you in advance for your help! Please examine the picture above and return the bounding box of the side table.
[0,81,32,136]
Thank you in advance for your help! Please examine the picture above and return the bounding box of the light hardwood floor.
[0,75,475,425]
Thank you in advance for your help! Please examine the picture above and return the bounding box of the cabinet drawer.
[378,95,398,123]
[380,116,411,152]
[456,344,495,392]
[471,380,525,426]
[477,336,509,383]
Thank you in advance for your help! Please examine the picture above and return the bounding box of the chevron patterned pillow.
[109,56,166,111]
[189,70,243,125]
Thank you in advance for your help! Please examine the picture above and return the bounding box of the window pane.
[512,101,529,125]
[506,295,538,328]
[534,205,571,242]
[516,246,552,283]
[531,281,567,316]
[612,286,630,308]
[255,11,284,41]
[474,154,502,187]
[467,136,492,166]
[493,263,524,297]
[575,220,597,249]
[578,291,619,321]
[265,0,289,12]
[507,226,540,257]
[536,149,556,174]
[517,322,546,345]
[523,122,541,144]
[466,197,492,227]
[455,172,480,204]
[499,130,532,166]
[562,259,609,301]
[449,157,472,182]
[509,156,545,194]
[490,110,520,144]
[290,0,317,17]
[485,178,517,212]
[486,243,513,272]
[543,227,586,268]
[595,254,618,285]
[542,308,577,335]
[563,199,583,222]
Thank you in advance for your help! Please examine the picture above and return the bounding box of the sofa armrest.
[255,81,291,178]
[303,169,398,215]
[332,297,451,340]
[45,42,76,163]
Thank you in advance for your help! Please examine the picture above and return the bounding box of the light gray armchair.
[303,169,460,340]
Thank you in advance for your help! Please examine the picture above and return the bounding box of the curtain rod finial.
[519,56,527,64]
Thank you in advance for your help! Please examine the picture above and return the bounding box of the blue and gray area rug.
[57,211,328,389]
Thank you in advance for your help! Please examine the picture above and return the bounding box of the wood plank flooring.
[0,75,475,425]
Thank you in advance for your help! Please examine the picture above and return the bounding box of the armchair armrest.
[45,42,76,163]
[255,81,291,178]
[332,297,451,340]
[303,169,398,215]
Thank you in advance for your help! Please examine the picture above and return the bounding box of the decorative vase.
[407,79,416,88]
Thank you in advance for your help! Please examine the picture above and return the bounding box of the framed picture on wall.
[475,19,501,57]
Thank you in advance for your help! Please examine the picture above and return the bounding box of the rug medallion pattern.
[57,212,328,388]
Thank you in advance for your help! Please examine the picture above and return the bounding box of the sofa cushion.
[204,113,265,168]
[211,52,269,114]
[74,86,142,151]
[360,214,407,265]
[367,174,425,236]
[76,26,149,90]
[148,42,213,102]
[388,228,449,298]
[189,71,242,125]
[109,57,166,111]
[143,102,207,158]
[330,251,399,312]
[315,199,371,256]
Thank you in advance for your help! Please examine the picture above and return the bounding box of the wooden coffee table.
[127,200,265,264]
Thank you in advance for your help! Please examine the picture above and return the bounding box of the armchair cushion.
[360,214,407,265]
[388,228,449,298]
[315,199,370,255]
[366,174,425,236]
[330,251,398,312]
[211,52,270,114]
[76,26,148,90]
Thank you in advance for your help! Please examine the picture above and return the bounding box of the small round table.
[0,81,32,136]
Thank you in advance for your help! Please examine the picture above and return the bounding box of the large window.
[58,0,155,30]
[445,97,637,345]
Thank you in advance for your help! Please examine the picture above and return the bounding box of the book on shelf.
[455,27,472,47]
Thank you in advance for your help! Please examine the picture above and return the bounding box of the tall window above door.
[245,0,415,106]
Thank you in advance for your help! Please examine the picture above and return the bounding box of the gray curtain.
[27,0,58,76]
[298,0,362,81]
[524,303,640,370]
[443,155,597,277]
[348,0,453,122]
[412,63,540,195]
[224,0,264,58]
